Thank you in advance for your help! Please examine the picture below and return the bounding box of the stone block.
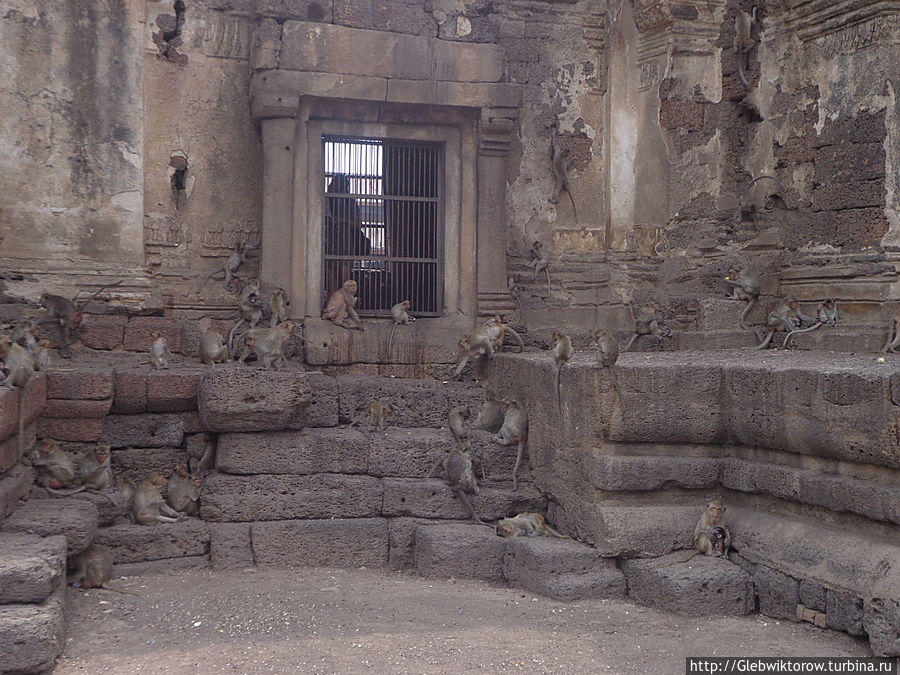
[622,554,754,616]
[382,478,546,521]
[252,518,389,568]
[103,414,185,448]
[198,367,339,432]
[37,417,105,442]
[146,370,203,412]
[864,597,900,657]
[123,316,183,353]
[811,180,884,211]
[0,533,66,604]
[814,143,885,183]
[414,523,505,581]
[580,452,720,492]
[826,588,865,636]
[0,386,17,441]
[696,298,765,331]
[216,428,368,475]
[1,498,98,555]
[179,411,206,434]
[42,398,112,418]
[67,489,130,527]
[200,473,383,522]
[0,597,66,674]
[210,523,254,570]
[367,428,448,477]
[560,504,696,558]
[799,579,827,613]
[111,447,186,485]
[502,537,625,601]
[754,565,799,621]
[46,368,113,400]
[0,465,34,518]
[115,555,209,576]
[112,371,147,414]
[0,421,35,472]
[0,374,46,442]
[94,519,210,563]
[387,517,466,570]
[80,314,128,350]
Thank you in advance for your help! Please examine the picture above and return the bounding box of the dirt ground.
[55,567,870,674]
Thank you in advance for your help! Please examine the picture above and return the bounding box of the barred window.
[322,136,444,316]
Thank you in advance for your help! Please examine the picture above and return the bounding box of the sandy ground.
[55,567,870,674]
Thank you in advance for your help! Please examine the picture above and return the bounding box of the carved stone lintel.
[781,0,900,44]
[478,109,517,157]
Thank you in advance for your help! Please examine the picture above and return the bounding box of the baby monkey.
[495,512,569,539]
[448,406,470,443]
[664,498,730,565]
[149,332,172,370]
[551,330,573,413]
[387,300,415,353]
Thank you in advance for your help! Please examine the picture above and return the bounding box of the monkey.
[436,440,487,526]
[236,321,296,370]
[623,303,671,352]
[594,330,619,367]
[482,315,524,354]
[149,331,172,370]
[508,274,523,314]
[196,240,256,293]
[39,280,122,346]
[227,280,266,356]
[495,512,569,539]
[31,339,51,372]
[367,401,395,432]
[29,440,79,493]
[132,472,187,525]
[492,398,529,491]
[387,300,415,353]
[663,498,730,565]
[817,299,839,326]
[322,279,364,331]
[9,320,40,352]
[68,544,114,589]
[548,128,578,224]
[882,313,900,353]
[755,298,817,349]
[452,331,495,380]
[166,463,202,517]
[526,241,552,297]
[734,7,757,87]
[472,387,505,433]
[198,329,229,366]
[0,335,35,457]
[79,445,115,494]
[724,269,760,331]
[269,287,289,327]
[448,406,470,443]
[551,330,573,413]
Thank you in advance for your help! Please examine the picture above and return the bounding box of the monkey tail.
[47,486,86,496]
[882,323,896,353]
[556,364,563,418]
[660,549,703,567]
[388,321,398,355]
[17,388,25,460]
[739,298,756,332]
[753,330,774,350]
[747,175,783,192]
[512,440,525,492]
[623,332,639,352]
[782,322,823,349]
[83,279,123,306]
[738,61,749,87]
[567,190,578,226]
[505,326,525,353]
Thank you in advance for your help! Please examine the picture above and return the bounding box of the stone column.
[259,117,296,294]
[476,109,517,316]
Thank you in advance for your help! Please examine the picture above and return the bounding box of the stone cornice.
[779,0,900,42]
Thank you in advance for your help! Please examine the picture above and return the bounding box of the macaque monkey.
[552,330,573,413]
[10,320,40,352]
[448,406,470,443]
[663,498,729,565]
[132,472,187,525]
[755,298,816,349]
[526,241,552,296]
[452,331,495,380]
[269,288,289,327]
[237,321,296,370]
[196,240,256,293]
[734,7,757,87]
[149,331,172,370]
[434,440,486,525]
[508,274,523,313]
[724,269,760,331]
[68,544,114,589]
[817,299,839,325]
[31,339,51,371]
[199,329,229,366]
[366,401,395,432]
[387,300,415,353]
[883,313,900,353]
[623,303,671,352]
[548,128,578,224]
[496,512,569,539]
[493,398,529,490]
[166,463,202,517]
[483,315,524,353]
[227,280,266,355]
[472,387,504,433]
[30,440,79,492]
[79,445,114,493]
[0,335,35,456]
[594,330,619,367]
[322,279,364,331]
[39,280,122,346]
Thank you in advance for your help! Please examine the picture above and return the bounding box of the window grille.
[322,136,443,316]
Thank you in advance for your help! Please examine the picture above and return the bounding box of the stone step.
[673,328,886,352]
[46,489,131,527]
[251,518,389,568]
[0,592,66,674]
[0,534,67,604]
[1,498,99,555]
[696,298,766,331]
[671,330,759,350]
[93,519,210,564]
[622,553,755,616]
[414,522,505,581]
[0,465,34,519]
[502,537,626,602]
[382,478,545,521]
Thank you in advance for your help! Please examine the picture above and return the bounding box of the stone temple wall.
[2,0,900,338]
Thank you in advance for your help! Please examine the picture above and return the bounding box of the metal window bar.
[322,135,443,316]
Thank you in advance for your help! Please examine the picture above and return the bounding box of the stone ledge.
[1,498,99,556]
[382,478,546,520]
[0,533,66,604]
[0,594,66,674]
[216,428,368,475]
[251,518,389,568]
[94,519,210,563]
[415,523,505,581]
